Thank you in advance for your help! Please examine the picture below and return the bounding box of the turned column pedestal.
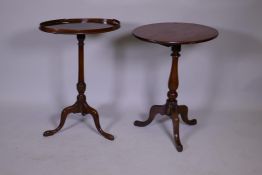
[134,45,197,151]
[43,35,114,140]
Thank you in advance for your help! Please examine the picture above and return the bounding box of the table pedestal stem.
[43,34,114,141]
[134,45,197,151]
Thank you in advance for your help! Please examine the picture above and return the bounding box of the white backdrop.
[0,0,262,175]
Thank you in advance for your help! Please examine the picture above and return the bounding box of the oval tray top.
[39,18,120,34]
[133,22,218,46]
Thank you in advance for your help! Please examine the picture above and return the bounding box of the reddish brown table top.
[39,18,120,35]
[132,22,218,46]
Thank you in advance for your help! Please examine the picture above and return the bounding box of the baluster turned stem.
[77,34,86,97]
[167,45,181,108]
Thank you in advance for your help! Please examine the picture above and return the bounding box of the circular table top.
[39,18,120,35]
[132,22,218,46]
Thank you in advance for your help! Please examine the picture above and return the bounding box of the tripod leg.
[43,104,78,137]
[178,105,197,125]
[85,104,114,141]
[171,112,183,152]
[134,105,166,127]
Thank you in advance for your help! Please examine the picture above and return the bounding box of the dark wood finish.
[39,18,120,34]
[133,23,218,151]
[40,18,120,140]
[133,22,218,46]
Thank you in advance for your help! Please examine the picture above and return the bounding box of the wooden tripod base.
[134,102,196,152]
[43,34,114,141]
[43,94,114,141]
[134,45,197,152]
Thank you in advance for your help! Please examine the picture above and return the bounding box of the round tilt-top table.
[133,22,218,151]
[39,18,120,140]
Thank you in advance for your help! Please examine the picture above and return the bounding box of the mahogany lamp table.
[39,18,120,140]
[132,23,218,151]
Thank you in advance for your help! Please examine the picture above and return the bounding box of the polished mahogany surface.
[39,18,120,34]
[133,22,218,46]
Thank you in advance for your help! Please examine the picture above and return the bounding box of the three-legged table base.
[43,97,114,140]
[134,101,196,152]
[134,45,197,152]
[43,34,114,141]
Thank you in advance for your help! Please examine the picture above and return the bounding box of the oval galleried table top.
[39,18,120,35]
[132,22,218,46]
